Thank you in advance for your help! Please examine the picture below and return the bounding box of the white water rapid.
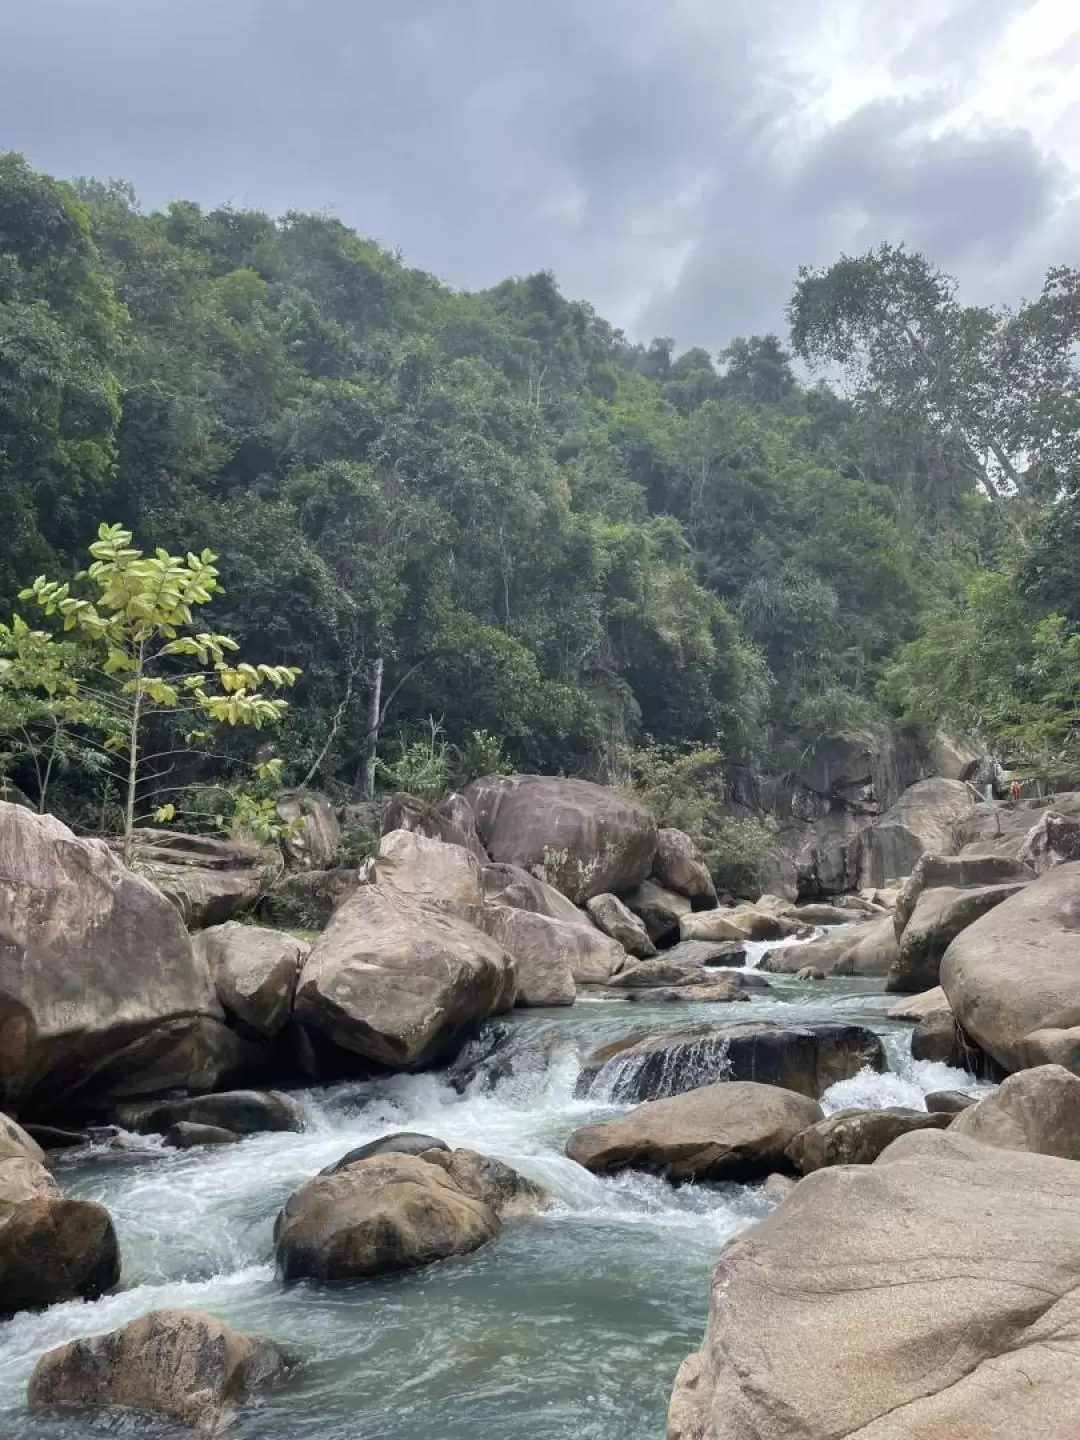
[0,973,991,1439]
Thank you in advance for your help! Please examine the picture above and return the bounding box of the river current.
[0,952,990,1439]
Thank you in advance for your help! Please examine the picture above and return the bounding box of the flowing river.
[0,958,990,1439]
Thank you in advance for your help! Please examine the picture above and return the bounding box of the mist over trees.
[1,151,1078,831]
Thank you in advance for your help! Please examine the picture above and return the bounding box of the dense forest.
[1,151,1078,855]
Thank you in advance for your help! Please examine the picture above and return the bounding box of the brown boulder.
[668,1128,1080,1440]
[0,803,225,1113]
[294,881,514,1070]
[680,907,799,944]
[941,860,1080,1074]
[196,922,307,1037]
[480,906,578,1005]
[28,1308,289,1433]
[785,1106,951,1172]
[374,828,484,912]
[566,1081,821,1181]
[480,861,587,922]
[759,915,896,976]
[163,1122,239,1149]
[464,774,656,904]
[950,1064,1080,1158]
[651,828,717,906]
[887,881,1029,993]
[925,1089,976,1114]
[576,1020,884,1104]
[893,851,1035,935]
[275,1146,546,1284]
[585,893,657,958]
[856,777,977,889]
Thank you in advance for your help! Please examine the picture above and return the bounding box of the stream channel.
[0,941,990,1439]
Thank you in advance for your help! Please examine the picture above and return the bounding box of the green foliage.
[701,814,778,899]
[618,742,725,835]
[17,523,298,856]
[379,718,452,801]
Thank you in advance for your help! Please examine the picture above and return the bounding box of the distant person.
[1010,777,1022,804]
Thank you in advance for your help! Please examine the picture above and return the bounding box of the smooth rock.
[668,1128,1080,1440]
[786,1106,951,1172]
[680,907,798,944]
[295,881,515,1070]
[464,774,657,904]
[576,1020,885,1103]
[856,777,977,888]
[925,1089,977,1114]
[887,880,1029,992]
[762,1172,798,1203]
[566,1081,821,1181]
[950,1064,1080,1158]
[794,966,826,981]
[374,828,484,912]
[0,1112,44,1164]
[480,906,578,1005]
[893,851,1035,935]
[586,893,657,958]
[941,860,1080,1074]
[27,1308,289,1433]
[320,1132,450,1174]
[650,828,717,906]
[163,1122,240,1149]
[479,862,587,923]
[196,922,307,1037]
[624,881,692,945]
[137,1090,305,1137]
[0,803,224,1113]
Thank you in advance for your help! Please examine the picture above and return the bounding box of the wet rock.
[650,828,717,907]
[138,1089,305,1136]
[785,1107,951,1172]
[624,977,763,1004]
[464,774,656,904]
[196,922,307,1037]
[278,790,342,870]
[0,1156,120,1318]
[20,1123,89,1152]
[941,861,1080,1074]
[163,1122,240,1149]
[0,802,225,1114]
[585,893,657,958]
[758,916,891,976]
[27,1308,289,1433]
[321,1132,450,1174]
[794,966,826,981]
[623,880,692,945]
[950,1064,1080,1159]
[680,907,799,944]
[566,1081,822,1181]
[925,1089,976,1114]
[576,1020,885,1103]
[668,1128,1080,1440]
[275,1146,547,1284]
[295,881,515,1070]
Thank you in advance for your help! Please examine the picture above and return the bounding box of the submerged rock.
[668,1128,1080,1440]
[163,1122,240,1149]
[136,1089,305,1137]
[576,1020,885,1104]
[566,1081,821,1181]
[27,1308,289,1433]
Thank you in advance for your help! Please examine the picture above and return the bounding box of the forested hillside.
[1,152,1078,838]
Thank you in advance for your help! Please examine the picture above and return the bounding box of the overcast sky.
[2,0,1078,350]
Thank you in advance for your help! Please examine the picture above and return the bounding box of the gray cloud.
[0,0,1073,349]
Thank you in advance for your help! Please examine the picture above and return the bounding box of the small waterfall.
[580,1034,734,1104]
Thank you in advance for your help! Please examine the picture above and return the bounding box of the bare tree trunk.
[361,657,383,801]
[122,642,146,866]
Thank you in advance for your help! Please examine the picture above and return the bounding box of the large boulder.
[374,828,484,913]
[650,829,717,907]
[1,1111,43,1163]
[27,1308,289,1433]
[294,881,514,1070]
[623,880,692,945]
[480,907,577,1005]
[381,791,487,860]
[794,808,866,897]
[275,1145,548,1284]
[134,1089,305,1137]
[566,1081,821,1181]
[830,913,898,976]
[785,1107,951,1172]
[668,1128,1080,1440]
[277,789,342,870]
[586,893,657,958]
[856,777,977,888]
[887,881,1029,993]
[941,860,1080,1074]
[576,1020,885,1104]
[124,829,264,928]
[680,907,799,944]
[893,851,1035,935]
[758,915,894,976]
[464,774,656,904]
[0,1155,120,1318]
[0,803,225,1114]
[479,861,586,923]
[195,922,307,1037]
[950,1064,1080,1158]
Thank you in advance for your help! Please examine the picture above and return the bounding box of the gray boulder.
[950,1064,1080,1159]
[277,790,342,870]
[887,880,1030,993]
[785,1107,950,1172]
[585,893,657,958]
[650,828,717,906]
[380,791,487,860]
[123,829,265,929]
[464,774,656,904]
[623,880,692,945]
[856,777,977,888]
[196,922,307,1037]
[1018,809,1080,873]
